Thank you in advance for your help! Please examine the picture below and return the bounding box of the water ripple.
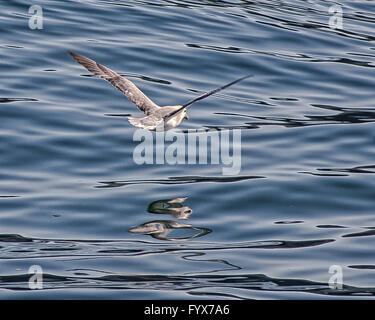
[96,175,265,188]
[0,234,334,260]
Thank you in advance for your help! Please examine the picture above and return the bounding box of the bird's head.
[175,107,189,120]
[169,105,189,122]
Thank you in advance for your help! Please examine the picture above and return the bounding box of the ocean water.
[0,0,375,299]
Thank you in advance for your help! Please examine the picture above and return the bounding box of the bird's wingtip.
[242,74,253,80]
[68,51,78,59]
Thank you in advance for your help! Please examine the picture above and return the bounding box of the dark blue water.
[0,0,375,299]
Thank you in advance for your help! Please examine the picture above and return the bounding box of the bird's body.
[69,52,250,131]
[128,105,186,131]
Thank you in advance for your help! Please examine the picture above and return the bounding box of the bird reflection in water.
[128,197,211,241]
[147,197,192,219]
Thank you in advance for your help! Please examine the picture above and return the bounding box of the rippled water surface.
[0,0,375,299]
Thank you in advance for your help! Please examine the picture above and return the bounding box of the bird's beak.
[184,114,189,120]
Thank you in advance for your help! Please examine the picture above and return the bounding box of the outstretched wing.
[166,75,253,119]
[182,75,252,108]
[69,52,159,115]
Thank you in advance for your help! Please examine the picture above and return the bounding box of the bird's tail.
[128,116,163,131]
[128,116,150,129]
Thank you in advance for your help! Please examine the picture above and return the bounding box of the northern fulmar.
[69,52,250,131]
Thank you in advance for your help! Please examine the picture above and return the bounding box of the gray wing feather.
[69,52,159,115]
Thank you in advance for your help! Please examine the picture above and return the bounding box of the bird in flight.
[69,52,251,131]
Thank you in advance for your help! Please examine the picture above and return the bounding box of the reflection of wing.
[128,220,211,241]
[69,52,159,115]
